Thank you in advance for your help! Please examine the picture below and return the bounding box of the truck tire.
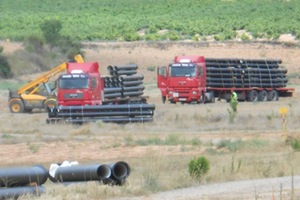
[44,99,57,112]
[258,90,268,102]
[247,90,258,102]
[267,90,279,101]
[9,100,25,113]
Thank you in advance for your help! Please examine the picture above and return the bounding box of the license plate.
[173,92,179,97]
[179,98,186,101]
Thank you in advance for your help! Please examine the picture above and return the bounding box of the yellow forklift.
[8,55,84,113]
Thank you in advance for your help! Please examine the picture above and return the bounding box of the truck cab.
[57,62,104,106]
[157,56,207,104]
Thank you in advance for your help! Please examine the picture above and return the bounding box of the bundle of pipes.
[204,58,288,88]
[0,165,48,199]
[47,104,155,124]
[107,64,138,76]
[49,161,131,186]
[104,64,145,100]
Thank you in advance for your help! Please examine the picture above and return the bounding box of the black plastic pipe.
[122,80,144,86]
[0,186,45,200]
[122,91,144,97]
[104,93,122,99]
[114,64,138,71]
[107,161,131,185]
[104,87,123,93]
[53,164,111,182]
[113,70,137,76]
[205,58,282,64]
[65,117,153,123]
[0,165,48,187]
[121,74,144,81]
[55,110,154,118]
[55,104,155,112]
[122,85,145,92]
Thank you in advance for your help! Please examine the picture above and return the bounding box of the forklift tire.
[9,100,24,113]
[44,99,57,112]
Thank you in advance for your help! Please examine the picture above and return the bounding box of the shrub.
[290,138,300,151]
[40,19,62,48]
[0,47,12,78]
[188,156,210,181]
[147,66,155,72]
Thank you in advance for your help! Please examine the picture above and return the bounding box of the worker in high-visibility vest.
[230,90,238,112]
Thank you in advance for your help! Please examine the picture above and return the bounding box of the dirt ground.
[1,39,300,199]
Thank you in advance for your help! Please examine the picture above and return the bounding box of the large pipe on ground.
[107,161,131,185]
[52,164,111,183]
[54,104,155,112]
[55,110,154,118]
[0,165,48,187]
[0,186,45,200]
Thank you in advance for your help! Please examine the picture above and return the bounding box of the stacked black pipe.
[0,165,47,199]
[204,58,288,88]
[47,104,155,124]
[103,64,145,100]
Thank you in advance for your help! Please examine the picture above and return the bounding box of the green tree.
[40,19,62,48]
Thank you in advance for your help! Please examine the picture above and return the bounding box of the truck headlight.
[192,91,198,95]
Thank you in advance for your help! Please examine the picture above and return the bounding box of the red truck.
[47,62,155,124]
[157,55,294,104]
[57,62,103,106]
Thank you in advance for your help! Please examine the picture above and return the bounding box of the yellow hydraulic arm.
[17,54,84,95]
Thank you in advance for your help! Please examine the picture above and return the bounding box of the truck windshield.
[169,65,197,77]
[59,78,89,89]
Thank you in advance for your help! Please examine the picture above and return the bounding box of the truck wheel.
[44,99,57,112]
[9,100,24,113]
[267,90,279,101]
[258,90,268,102]
[247,90,258,102]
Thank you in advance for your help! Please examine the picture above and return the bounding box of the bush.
[0,47,12,78]
[188,156,210,181]
[290,138,300,151]
[40,19,62,48]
